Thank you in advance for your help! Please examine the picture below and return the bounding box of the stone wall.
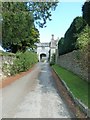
[0,56,3,80]
[0,55,15,81]
[57,50,88,82]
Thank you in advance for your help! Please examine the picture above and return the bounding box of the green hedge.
[50,53,56,66]
[10,51,38,75]
[58,17,86,56]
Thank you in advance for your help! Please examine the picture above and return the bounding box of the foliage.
[27,2,58,28]
[58,37,64,55]
[82,1,90,26]
[2,51,38,76]
[50,53,56,66]
[2,2,58,52]
[76,25,90,52]
[52,64,89,106]
[58,17,86,55]
[2,2,40,53]
[63,17,86,53]
[10,51,38,75]
[76,25,90,68]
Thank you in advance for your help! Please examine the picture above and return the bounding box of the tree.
[58,37,65,55]
[2,2,58,52]
[58,17,86,55]
[2,2,39,53]
[82,1,90,26]
[63,17,86,54]
[2,2,58,28]
[58,2,90,57]
[27,2,58,28]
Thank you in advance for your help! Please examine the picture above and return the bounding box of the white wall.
[37,46,50,61]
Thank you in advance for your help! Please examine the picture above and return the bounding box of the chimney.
[51,34,54,40]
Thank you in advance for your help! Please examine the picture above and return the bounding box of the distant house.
[36,42,50,61]
[35,34,59,62]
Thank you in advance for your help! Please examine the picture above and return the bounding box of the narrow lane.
[2,62,73,118]
[2,64,40,118]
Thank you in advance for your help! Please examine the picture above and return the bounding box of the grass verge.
[52,64,89,107]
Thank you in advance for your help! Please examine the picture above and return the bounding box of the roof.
[36,43,50,47]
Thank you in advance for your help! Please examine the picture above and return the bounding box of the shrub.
[76,25,90,52]
[50,53,56,66]
[10,51,38,75]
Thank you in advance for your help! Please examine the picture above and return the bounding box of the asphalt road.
[1,62,73,118]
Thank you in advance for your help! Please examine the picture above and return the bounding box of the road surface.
[1,62,74,118]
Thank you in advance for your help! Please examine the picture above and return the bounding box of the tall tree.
[2,2,58,52]
[58,37,65,55]
[58,17,86,55]
[82,1,90,26]
[27,2,58,28]
[63,17,86,53]
[2,2,39,52]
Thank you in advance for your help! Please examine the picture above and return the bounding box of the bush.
[50,53,56,66]
[10,51,38,75]
[76,25,90,52]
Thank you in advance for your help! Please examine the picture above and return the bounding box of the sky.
[37,1,85,43]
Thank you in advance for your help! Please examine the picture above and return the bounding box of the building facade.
[36,35,59,62]
[36,42,50,61]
